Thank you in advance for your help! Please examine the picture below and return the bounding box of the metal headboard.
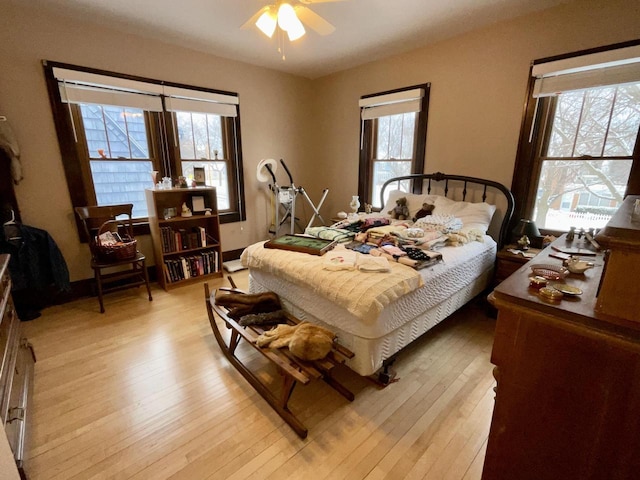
[380,172,515,249]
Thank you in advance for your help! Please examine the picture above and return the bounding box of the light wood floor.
[21,271,497,479]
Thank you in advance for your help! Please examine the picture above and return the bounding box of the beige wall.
[0,0,639,282]
[309,0,640,219]
[0,1,313,280]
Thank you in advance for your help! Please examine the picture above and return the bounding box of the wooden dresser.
[0,254,35,478]
[482,228,640,479]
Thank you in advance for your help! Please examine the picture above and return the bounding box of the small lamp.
[512,219,540,250]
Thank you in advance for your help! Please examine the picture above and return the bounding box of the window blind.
[53,67,164,111]
[360,88,424,120]
[532,44,640,97]
[163,86,238,117]
[58,83,164,111]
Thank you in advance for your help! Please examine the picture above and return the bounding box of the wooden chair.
[75,204,152,313]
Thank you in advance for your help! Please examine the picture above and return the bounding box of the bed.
[241,173,514,379]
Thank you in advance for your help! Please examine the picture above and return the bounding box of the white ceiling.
[28,0,570,79]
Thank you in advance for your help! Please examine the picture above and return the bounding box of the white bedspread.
[240,242,424,323]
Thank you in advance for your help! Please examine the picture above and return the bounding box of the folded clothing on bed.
[305,226,355,243]
[357,255,390,272]
[323,244,357,270]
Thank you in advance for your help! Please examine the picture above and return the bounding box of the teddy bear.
[413,202,435,222]
[388,196,410,220]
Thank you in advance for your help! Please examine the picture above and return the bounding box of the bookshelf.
[146,187,223,290]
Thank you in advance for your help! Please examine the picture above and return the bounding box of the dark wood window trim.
[510,39,640,236]
[358,83,430,205]
[43,60,246,240]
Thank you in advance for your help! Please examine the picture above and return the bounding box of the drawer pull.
[7,407,25,423]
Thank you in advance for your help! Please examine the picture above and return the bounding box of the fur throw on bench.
[256,322,336,361]
[214,291,281,319]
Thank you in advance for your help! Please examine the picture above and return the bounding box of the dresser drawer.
[0,300,19,424]
[4,340,35,468]
[0,296,17,380]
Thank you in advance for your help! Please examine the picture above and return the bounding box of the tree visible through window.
[359,84,429,208]
[370,112,417,207]
[533,83,639,230]
[175,111,231,210]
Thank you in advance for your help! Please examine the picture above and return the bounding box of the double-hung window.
[165,88,241,212]
[44,61,245,230]
[511,42,640,232]
[358,85,430,208]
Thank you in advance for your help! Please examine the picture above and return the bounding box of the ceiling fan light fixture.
[256,8,277,38]
[277,3,306,40]
[285,17,305,41]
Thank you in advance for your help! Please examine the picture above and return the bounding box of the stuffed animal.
[413,203,435,222]
[388,197,410,220]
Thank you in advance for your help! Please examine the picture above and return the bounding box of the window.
[79,105,154,219]
[44,61,245,228]
[358,85,430,208]
[511,42,640,233]
[532,85,638,230]
[173,111,235,210]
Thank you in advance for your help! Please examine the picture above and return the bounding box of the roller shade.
[54,66,164,111]
[532,44,640,97]
[58,83,164,111]
[360,88,424,120]
[163,86,238,117]
[53,66,238,116]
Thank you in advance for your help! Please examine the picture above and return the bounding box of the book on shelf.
[180,256,190,279]
[179,229,189,250]
[197,226,206,247]
[163,263,172,283]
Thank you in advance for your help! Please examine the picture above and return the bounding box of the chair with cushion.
[75,204,152,313]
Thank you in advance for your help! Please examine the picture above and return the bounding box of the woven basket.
[94,220,137,262]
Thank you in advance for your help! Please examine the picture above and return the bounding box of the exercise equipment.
[256,158,328,236]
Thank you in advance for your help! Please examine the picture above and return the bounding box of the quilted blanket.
[240,241,424,324]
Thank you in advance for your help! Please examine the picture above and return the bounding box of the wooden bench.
[204,280,355,439]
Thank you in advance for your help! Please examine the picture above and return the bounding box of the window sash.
[170,114,239,213]
[517,91,640,234]
[358,84,429,207]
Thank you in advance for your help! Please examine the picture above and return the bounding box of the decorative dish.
[530,263,569,280]
[551,283,583,296]
[539,286,564,301]
[528,276,548,289]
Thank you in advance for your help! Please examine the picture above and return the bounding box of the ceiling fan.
[242,0,345,42]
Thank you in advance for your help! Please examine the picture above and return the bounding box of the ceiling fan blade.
[240,6,270,30]
[295,5,336,36]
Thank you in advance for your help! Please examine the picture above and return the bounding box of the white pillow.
[433,196,496,233]
[382,190,436,220]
